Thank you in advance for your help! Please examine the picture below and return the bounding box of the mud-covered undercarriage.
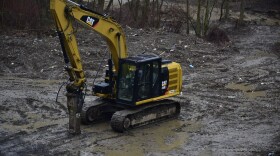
[81,98,180,132]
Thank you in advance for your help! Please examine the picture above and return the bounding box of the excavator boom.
[50,0,127,89]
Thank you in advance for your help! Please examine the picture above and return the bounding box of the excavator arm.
[50,0,128,90]
[50,0,128,134]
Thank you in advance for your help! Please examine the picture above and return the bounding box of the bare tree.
[236,0,245,27]
[151,0,155,27]
[219,0,225,21]
[204,0,217,35]
[155,0,163,28]
[141,0,150,27]
[185,0,190,34]
[91,0,97,11]
[117,0,123,20]
[220,0,229,21]
[196,0,202,37]
[127,0,140,22]
[0,0,6,28]
[97,0,105,13]
[195,0,217,36]
[203,0,210,36]
[105,0,114,13]
[224,0,229,19]
[150,0,162,28]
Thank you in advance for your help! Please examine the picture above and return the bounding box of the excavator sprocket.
[81,98,114,125]
[110,99,180,132]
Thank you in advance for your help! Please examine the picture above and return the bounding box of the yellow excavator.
[50,0,182,134]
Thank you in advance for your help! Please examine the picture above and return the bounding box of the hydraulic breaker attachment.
[66,91,84,134]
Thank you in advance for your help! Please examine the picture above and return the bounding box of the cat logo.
[86,16,95,26]
[80,16,99,27]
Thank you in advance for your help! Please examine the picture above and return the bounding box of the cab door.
[136,60,161,101]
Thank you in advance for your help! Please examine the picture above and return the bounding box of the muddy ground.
[1,12,280,156]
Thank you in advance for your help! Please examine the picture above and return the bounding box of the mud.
[1,11,280,156]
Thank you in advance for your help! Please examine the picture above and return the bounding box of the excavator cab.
[117,54,162,106]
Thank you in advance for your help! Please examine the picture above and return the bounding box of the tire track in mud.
[0,75,123,155]
[0,76,72,155]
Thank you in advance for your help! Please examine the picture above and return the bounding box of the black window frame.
[116,57,162,106]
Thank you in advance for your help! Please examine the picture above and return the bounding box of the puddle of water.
[82,122,111,133]
[35,79,62,85]
[226,83,253,92]
[31,118,67,129]
[26,112,41,119]
[225,83,266,99]
[247,50,276,60]
[152,121,188,151]
[244,91,266,99]
[1,118,67,134]
[85,120,202,156]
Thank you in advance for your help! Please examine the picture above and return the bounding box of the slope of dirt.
[0,22,279,155]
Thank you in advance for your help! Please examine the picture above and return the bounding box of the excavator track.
[110,99,180,132]
[81,98,180,132]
